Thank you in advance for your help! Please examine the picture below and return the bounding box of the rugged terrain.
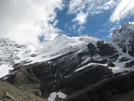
[0,79,46,101]
[0,22,134,101]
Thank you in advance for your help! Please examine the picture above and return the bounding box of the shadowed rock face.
[65,71,134,101]
[128,38,134,57]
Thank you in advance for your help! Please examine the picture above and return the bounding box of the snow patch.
[48,92,67,101]
[0,64,13,78]
[75,63,107,72]
[111,39,134,73]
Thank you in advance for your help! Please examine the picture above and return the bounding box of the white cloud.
[101,0,118,10]
[68,0,119,19]
[72,12,88,25]
[0,0,64,44]
[67,0,86,15]
[67,0,89,25]
[67,0,119,33]
[110,0,134,23]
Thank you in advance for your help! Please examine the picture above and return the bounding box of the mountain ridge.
[0,23,134,101]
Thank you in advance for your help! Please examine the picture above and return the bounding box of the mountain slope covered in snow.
[0,23,134,101]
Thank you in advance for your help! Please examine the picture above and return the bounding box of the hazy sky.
[0,0,134,44]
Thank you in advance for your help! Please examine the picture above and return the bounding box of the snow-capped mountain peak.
[0,23,134,80]
[110,23,134,57]
[1,23,134,101]
[0,34,103,78]
[28,34,103,64]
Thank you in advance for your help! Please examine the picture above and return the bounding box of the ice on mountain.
[0,64,13,78]
[48,91,67,101]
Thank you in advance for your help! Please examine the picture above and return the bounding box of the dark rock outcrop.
[65,71,134,101]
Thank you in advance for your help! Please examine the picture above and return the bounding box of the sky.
[0,0,134,44]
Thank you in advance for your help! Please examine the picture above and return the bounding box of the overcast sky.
[0,0,134,44]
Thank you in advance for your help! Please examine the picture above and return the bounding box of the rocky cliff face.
[110,22,134,57]
[0,23,134,101]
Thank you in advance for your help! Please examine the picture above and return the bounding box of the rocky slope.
[0,79,46,101]
[0,23,134,101]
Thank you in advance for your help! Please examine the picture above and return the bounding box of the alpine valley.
[0,23,134,101]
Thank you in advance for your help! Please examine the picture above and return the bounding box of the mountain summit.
[0,23,134,101]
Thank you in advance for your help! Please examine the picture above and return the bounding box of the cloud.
[72,12,88,25]
[68,0,119,19]
[109,0,134,23]
[0,0,64,44]
[67,0,87,15]
[67,0,119,33]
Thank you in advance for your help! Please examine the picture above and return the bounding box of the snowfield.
[48,91,67,101]
[0,64,13,78]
